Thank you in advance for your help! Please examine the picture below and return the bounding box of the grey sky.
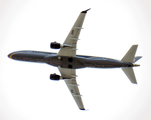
[0,0,151,120]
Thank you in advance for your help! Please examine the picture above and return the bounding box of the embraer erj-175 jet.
[8,9,142,110]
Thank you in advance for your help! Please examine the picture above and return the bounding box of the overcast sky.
[0,0,151,120]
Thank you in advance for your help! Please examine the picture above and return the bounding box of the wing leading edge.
[57,8,90,57]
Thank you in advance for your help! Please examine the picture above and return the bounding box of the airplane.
[8,8,142,110]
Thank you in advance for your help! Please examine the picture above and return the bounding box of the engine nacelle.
[50,42,61,49]
[50,42,72,49]
[50,73,60,81]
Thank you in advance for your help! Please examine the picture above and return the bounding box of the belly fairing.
[44,56,86,69]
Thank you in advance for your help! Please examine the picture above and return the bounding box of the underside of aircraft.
[8,9,142,110]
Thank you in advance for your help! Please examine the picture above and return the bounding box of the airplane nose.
[8,53,14,59]
[8,53,11,58]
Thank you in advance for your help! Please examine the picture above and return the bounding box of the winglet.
[80,108,89,111]
[81,8,91,13]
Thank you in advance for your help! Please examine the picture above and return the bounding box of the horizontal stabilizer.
[122,67,137,84]
[121,45,138,63]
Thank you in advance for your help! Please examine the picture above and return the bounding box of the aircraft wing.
[58,66,85,110]
[57,8,90,57]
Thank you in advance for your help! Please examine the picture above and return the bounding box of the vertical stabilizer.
[122,67,137,84]
[121,45,138,63]
[133,56,142,63]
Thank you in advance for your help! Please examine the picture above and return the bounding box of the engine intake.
[50,73,60,80]
[50,42,61,49]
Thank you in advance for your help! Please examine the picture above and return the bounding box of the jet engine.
[50,42,72,49]
[50,42,61,49]
[50,73,60,80]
